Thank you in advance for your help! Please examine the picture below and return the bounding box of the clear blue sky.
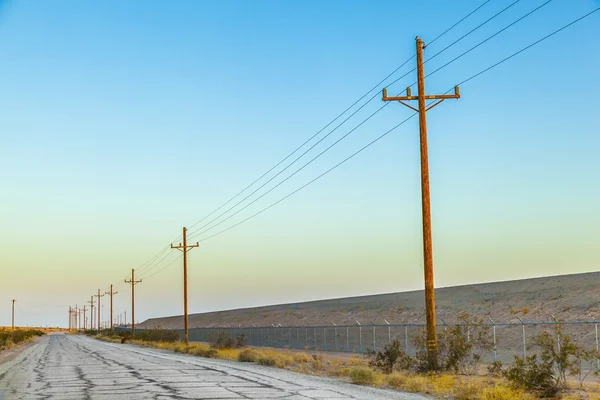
[1,0,599,327]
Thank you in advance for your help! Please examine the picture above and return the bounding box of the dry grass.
[92,335,600,400]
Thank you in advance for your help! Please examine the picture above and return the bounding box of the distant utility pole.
[82,305,87,330]
[68,306,72,331]
[382,37,460,370]
[105,284,118,330]
[11,299,16,331]
[88,296,95,330]
[94,289,105,331]
[124,269,142,336]
[170,227,199,344]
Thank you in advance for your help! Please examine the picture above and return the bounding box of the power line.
[143,254,183,280]
[456,6,600,87]
[425,0,521,60]
[187,4,535,240]
[422,0,555,82]
[188,98,396,240]
[118,0,494,285]
[427,0,495,46]
[185,56,414,235]
[195,114,417,243]
[191,5,600,245]
[185,0,496,238]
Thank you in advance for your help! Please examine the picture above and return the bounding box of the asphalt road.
[0,334,428,400]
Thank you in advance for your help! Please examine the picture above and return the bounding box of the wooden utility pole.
[88,296,95,330]
[68,306,71,331]
[11,299,16,331]
[124,269,142,336]
[94,289,105,331]
[82,305,87,330]
[382,37,460,370]
[105,284,118,330]
[171,227,199,344]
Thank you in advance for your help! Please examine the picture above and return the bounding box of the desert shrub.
[367,338,413,373]
[453,381,481,400]
[0,328,45,347]
[480,385,536,400]
[349,367,377,385]
[410,313,492,374]
[487,360,504,377]
[238,349,259,362]
[386,372,408,390]
[209,331,247,349]
[430,374,455,392]
[292,353,312,363]
[439,314,493,375]
[189,347,218,358]
[503,354,558,398]
[258,356,277,366]
[135,329,180,343]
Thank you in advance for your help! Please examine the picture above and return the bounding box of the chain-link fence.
[117,320,600,366]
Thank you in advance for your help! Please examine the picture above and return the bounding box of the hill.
[139,271,600,329]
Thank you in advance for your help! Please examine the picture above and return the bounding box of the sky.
[0,0,599,328]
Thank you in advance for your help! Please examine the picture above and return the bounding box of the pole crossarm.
[382,86,460,102]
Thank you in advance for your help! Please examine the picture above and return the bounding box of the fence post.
[405,325,408,353]
[305,327,308,349]
[334,325,338,351]
[489,317,497,362]
[596,322,599,370]
[359,326,363,353]
[517,316,526,358]
[346,326,349,351]
[324,327,327,351]
[373,325,376,351]
[313,327,317,350]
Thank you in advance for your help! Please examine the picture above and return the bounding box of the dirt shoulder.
[0,335,43,365]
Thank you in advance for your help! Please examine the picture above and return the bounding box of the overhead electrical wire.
[417,0,555,84]
[185,1,548,240]
[190,5,600,245]
[93,0,512,289]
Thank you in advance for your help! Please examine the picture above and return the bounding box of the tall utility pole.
[170,227,199,344]
[68,306,72,331]
[124,269,142,336]
[88,296,95,330]
[11,299,16,331]
[94,289,105,332]
[105,284,118,330]
[382,37,460,370]
[82,305,87,330]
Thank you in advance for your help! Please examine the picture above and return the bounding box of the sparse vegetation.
[349,366,378,385]
[208,331,247,349]
[0,328,45,351]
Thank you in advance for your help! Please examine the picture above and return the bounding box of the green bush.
[504,354,558,398]
[367,338,413,373]
[238,349,259,362]
[349,367,377,385]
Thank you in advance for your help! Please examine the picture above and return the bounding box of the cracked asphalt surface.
[0,334,428,399]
